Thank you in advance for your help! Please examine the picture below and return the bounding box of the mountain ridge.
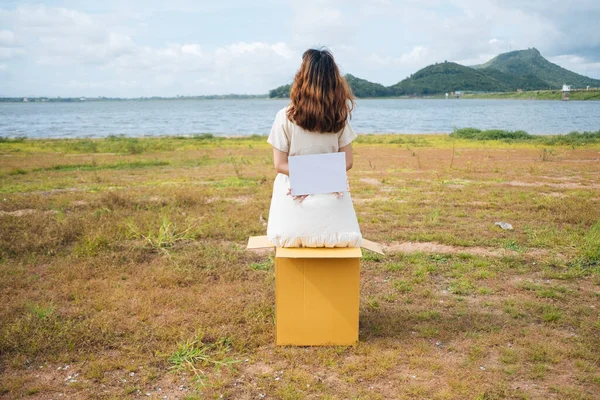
[472,48,600,88]
[269,48,600,98]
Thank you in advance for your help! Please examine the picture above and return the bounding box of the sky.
[1,0,599,97]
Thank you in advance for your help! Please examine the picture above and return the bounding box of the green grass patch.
[572,221,600,270]
[210,177,260,188]
[450,127,600,145]
[8,168,27,176]
[33,160,169,172]
[249,257,273,271]
[451,127,533,141]
[542,309,563,323]
[168,332,239,388]
[0,136,26,143]
[450,278,475,295]
[0,134,271,155]
[126,215,200,255]
[392,279,413,293]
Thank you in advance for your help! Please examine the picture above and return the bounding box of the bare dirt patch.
[539,192,566,198]
[26,188,87,196]
[352,197,404,204]
[247,247,274,256]
[0,209,58,217]
[505,180,600,189]
[206,196,252,204]
[244,361,274,376]
[359,178,382,186]
[383,241,552,258]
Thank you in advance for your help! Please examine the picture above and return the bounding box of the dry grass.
[1,134,599,399]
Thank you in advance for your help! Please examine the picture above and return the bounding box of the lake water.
[1,98,599,138]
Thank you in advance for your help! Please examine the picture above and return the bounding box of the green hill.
[389,62,550,95]
[268,48,600,98]
[390,62,504,95]
[268,84,291,98]
[473,48,600,89]
[344,74,394,97]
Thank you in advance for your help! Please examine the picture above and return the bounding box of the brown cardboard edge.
[276,247,362,259]
[361,238,385,255]
[247,235,274,249]
[247,235,385,255]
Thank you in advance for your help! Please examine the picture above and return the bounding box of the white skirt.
[266,173,362,248]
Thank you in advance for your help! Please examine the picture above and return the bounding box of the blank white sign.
[288,152,347,196]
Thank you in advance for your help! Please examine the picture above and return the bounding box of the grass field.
[1,134,599,399]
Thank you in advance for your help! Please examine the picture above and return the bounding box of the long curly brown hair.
[286,48,355,133]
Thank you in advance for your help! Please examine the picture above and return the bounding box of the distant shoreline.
[3,90,599,103]
[273,89,600,101]
[2,130,599,142]
[0,95,270,103]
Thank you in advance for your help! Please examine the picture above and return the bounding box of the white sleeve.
[338,121,357,148]
[267,110,290,153]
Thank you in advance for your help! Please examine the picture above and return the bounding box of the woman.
[266,48,362,248]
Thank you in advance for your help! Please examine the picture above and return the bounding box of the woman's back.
[265,48,362,248]
[268,106,357,157]
[266,105,361,249]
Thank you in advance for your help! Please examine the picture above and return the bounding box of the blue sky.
[1,0,599,97]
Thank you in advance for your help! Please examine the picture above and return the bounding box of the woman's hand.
[332,178,350,197]
[286,178,350,201]
[286,188,309,203]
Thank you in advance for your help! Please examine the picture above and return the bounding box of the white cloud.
[1,1,599,96]
[5,5,135,66]
[346,0,600,83]
[36,32,135,66]
[108,41,295,74]
[290,0,355,49]
[548,55,600,81]
[0,4,299,95]
[0,30,15,46]
[367,46,431,68]
[0,47,26,59]
[181,44,203,56]
[63,80,104,90]
[215,42,295,67]
[46,39,299,95]
[11,5,98,36]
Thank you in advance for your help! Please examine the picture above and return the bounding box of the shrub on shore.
[0,136,26,143]
[450,127,533,140]
[451,127,600,144]
[541,130,600,145]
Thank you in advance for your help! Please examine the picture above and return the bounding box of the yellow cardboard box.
[247,236,384,346]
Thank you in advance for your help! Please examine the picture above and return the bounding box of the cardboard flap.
[247,236,274,249]
[361,239,384,255]
[248,236,384,256]
[276,247,362,259]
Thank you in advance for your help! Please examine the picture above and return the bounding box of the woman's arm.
[339,143,354,170]
[273,147,309,202]
[272,147,289,175]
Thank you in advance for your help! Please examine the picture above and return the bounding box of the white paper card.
[288,152,347,196]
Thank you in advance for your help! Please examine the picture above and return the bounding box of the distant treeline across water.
[0,94,268,103]
[1,98,600,138]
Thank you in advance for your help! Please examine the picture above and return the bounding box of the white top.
[266,105,362,248]
[267,106,357,156]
